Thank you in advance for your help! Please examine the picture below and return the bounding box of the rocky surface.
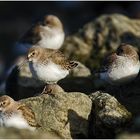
[20,92,92,139]
[0,127,62,139]
[88,91,132,138]
[69,61,91,77]
[0,91,131,139]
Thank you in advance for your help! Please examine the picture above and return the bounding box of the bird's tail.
[69,61,78,69]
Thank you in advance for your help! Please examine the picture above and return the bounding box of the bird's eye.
[46,21,49,24]
[32,52,35,56]
[2,102,6,105]
[46,20,51,25]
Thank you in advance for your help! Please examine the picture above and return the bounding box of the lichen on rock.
[20,92,92,139]
[88,91,132,138]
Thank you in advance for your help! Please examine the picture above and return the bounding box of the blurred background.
[1,1,140,84]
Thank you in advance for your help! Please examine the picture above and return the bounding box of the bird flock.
[0,14,140,131]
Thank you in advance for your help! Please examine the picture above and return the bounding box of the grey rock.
[0,127,62,139]
[0,90,133,139]
[88,91,132,138]
[69,61,91,77]
[20,92,92,139]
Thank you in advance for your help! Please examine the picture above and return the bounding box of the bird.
[0,95,40,130]
[99,43,140,85]
[14,15,65,56]
[20,47,78,94]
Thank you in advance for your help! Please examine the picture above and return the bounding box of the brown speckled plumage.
[99,43,140,85]
[0,95,40,128]
[28,47,78,70]
[17,104,40,127]
[18,15,64,49]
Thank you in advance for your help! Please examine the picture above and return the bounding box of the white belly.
[0,114,34,131]
[29,62,69,83]
[39,30,64,49]
[100,59,140,85]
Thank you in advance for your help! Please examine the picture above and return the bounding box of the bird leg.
[41,83,64,95]
[41,84,52,95]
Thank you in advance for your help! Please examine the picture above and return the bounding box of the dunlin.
[16,15,65,52]
[99,44,140,85]
[0,95,39,130]
[21,47,78,93]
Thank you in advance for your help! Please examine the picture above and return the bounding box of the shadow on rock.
[5,66,44,100]
[67,109,88,139]
[59,76,95,94]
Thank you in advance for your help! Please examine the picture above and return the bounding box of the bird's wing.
[49,50,78,70]
[100,53,117,72]
[17,103,41,127]
[19,23,41,45]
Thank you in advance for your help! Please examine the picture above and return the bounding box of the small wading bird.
[19,47,78,94]
[0,95,40,130]
[14,15,65,56]
[99,43,140,85]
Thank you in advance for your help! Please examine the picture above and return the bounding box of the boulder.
[0,127,62,139]
[88,91,132,138]
[20,92,92,139]
[0,90,132,139]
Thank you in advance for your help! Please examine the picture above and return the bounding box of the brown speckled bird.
[99,43,140,85]
[17,15,65,50]
[27,47,78,84]
[0,95,40,130]
[19,47,78,93]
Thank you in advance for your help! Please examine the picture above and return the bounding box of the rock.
[117,133,140,139]
[117,114,140,139]
[20,92,92,139]
[42,84,65,94]
[20,91,131,139]
[88,91,132,138]
[58,76,95,94]
[5,64,45,100]
[0,127,62,139]
[102,75,140,117]
[61,14,140,70]
[61,35,92,66]
[0,90,133,138]
[69,61,91,77]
